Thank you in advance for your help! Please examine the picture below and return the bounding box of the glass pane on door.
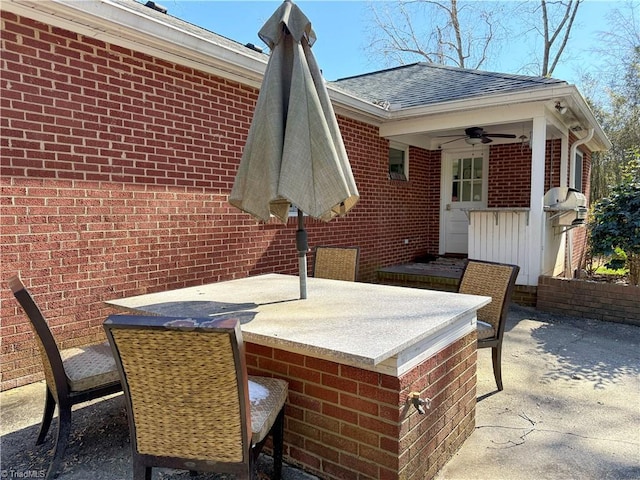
[451,156,483,203]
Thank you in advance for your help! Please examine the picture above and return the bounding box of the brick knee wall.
[376,271,538,307]
[537,276,640,326]
[245,332,477,480]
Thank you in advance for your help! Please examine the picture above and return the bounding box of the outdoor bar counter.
[105,274,490,480]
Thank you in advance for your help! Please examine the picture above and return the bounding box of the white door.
[440,148,488,255]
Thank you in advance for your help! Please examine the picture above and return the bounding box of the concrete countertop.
[105,274,490,373]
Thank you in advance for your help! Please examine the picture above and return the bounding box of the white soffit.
[381,86,610,151]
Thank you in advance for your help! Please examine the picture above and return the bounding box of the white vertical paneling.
[468,210,531,285]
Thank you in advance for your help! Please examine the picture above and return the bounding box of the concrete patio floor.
[2,305,639,480]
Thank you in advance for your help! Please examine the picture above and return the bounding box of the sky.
[162,0,626,86]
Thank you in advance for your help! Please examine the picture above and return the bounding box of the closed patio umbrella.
[229,0,359,299]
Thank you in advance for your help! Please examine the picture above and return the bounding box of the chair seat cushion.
[477,320,496,340]
[248,376,288,443]
[61,341,120,391]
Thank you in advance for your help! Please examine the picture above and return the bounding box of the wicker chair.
[313,246,360,281]
[8,275,122,479]
[103,314,288,480]
[457,260,520,391]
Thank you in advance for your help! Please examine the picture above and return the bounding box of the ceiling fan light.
[465,137,483,145]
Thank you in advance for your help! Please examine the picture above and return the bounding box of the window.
[388,142,408,181]
[574,150,583,192]
[451,156,484,202]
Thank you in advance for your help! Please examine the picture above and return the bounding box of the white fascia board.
[328,87,386,125]
[4,0,385,122]
[384,85,610,152]
[380,102,546,137]
[566,90,611,151]
[4,0,268,88]
[3,0,610,150]
[389,85,578,118]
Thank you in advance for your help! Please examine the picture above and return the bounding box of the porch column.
[528,115,547,285]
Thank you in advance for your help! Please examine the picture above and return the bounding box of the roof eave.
[387,85,611,151]
[329,87,387,124]
[3,0,385,122]
[3,0,269,88]
[3,0,610,151]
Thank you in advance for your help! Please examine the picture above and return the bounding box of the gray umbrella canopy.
[230,0,359,298]
[230,0,358,222]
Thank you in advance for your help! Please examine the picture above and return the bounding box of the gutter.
[569,128,595,189]
[565,127,594,278]
[2,0,612,149]
[2,0,383,122]
[384,86,610,152]
[3,0,268,88]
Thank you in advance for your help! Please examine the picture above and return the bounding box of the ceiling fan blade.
[484,133,517,138]
[481,137,493,144]
[438,137,465,146]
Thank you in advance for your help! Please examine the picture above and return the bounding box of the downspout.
[566,128,594,277]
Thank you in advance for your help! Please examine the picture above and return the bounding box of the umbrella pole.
[296,209,308,299]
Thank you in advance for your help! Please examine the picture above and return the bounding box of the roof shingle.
[331,63,567,108]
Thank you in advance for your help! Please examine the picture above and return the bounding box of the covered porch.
[355,76,611,288]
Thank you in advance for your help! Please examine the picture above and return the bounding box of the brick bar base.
[246,332,477,480]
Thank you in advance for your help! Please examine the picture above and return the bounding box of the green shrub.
[589,155,640,286]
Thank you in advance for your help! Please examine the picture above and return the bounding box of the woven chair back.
[458,261,517,329]
[9,276,65,402]
[313,246,359,281]
[106,317,251,463]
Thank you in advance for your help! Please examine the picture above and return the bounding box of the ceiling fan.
[438,127,517,146]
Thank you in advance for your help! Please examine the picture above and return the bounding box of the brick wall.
[245,332,477,480]
[398,333,477,480]
[487,143,531,208]
[537,276,639,326]
[487,139,571,208]
[0,9,596,391]
[0,11,439,390]
[544,138,563,192]
[571,143,591,272]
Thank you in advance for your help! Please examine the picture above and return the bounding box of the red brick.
[340,423,379,447]
[323,373,358,394]
[305,384,339,404]
[323,403,358,424]
[306,356,339,375]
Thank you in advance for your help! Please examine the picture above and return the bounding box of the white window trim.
[389,141,409,181]
[572,149,584,192]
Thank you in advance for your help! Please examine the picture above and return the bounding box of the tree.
[589,155,640,286]
[537,0,582,76]
[584,91,616,202]
[366,0,503,69]
[585,2,640,202]
[366,0,582,76]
